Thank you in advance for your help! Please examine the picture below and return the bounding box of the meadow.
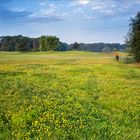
[0,51,139,140]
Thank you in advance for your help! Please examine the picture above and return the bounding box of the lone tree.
[39,35,60,51]
[73,42,80,50]
[125,12,140,63]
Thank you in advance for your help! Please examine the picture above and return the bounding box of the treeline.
[0,35,69,52]
[70,42,127,52]
[0,35,127,52]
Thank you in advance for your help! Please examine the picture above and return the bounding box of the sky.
[0,0,140,44]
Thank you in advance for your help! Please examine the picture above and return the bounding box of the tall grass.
[0,51,139,140]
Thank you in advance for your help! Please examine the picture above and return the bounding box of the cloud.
[49,3,55,8]
[78,0,90,5]
[62,12,67,16]
[10,8,26,12]
[102,9,114,16]
[91,5,105,10]
[0,7,63,25]
[69,0,90,6]
[83,14,92,20]
[0,8,31,21]
[31,2,60,18]
[28,2,64,23]
[30,8,56,17]
[90,1,125,17]
[30,16,63,23]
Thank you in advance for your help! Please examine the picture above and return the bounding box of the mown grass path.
[0,51,139,140]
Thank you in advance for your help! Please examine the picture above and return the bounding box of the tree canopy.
[125,12,140,62]
[73,42,80,50]
[0,35,126,52]
[39,36,60,51]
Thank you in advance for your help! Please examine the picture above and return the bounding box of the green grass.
[0,51,139,140]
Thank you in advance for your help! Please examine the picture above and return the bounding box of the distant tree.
[32,38,39,51]
[121,44,127,52]
[69,42,126,52]
[0,35,127,52]
[39,35,47,51]
[0,35,31,52]
[39,36,60,51]
[73,42,80,50]
[125,12,140,62]
[112,48,118,52]
[46,36,60,51]
[102,47,111,52]
[1,36,16,51]
[57,42,69,51]
[0,38,1,50]
[16,36,31,52]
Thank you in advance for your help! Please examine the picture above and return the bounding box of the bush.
[123,56,135,64]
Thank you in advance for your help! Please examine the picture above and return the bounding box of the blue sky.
[0,0,140,43]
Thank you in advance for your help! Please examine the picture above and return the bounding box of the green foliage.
[0,35,127,52]
[46,36,60,51]
[32,38,40,52]
[112,48,118,52]
[102,47,111,52]
[0,51,139,139]
[0,35,33,52]
[39,35,47,51]
[39,36,60,51]
[16,36,32,52]
[125,12,140,62]
[123,56,135,64]
[73,42,80,50]
[57,42,69,51]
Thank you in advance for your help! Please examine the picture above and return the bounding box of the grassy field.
[0,51,139,140]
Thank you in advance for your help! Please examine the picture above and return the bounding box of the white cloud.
[30,3,59,18]
[29,8,56,18]
[79,0,90,5]
[83,14,92,19]
[73,8,85,14]
[102,9,114,16]
[69,0,90,6]
[10,7,26,12]
[62,12,67,16]
[41,9,56,16]
[49,4,55,8]
[91,5,105,10]
[89,1,118,16]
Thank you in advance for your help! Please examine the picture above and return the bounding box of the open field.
[0,51,140,140]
